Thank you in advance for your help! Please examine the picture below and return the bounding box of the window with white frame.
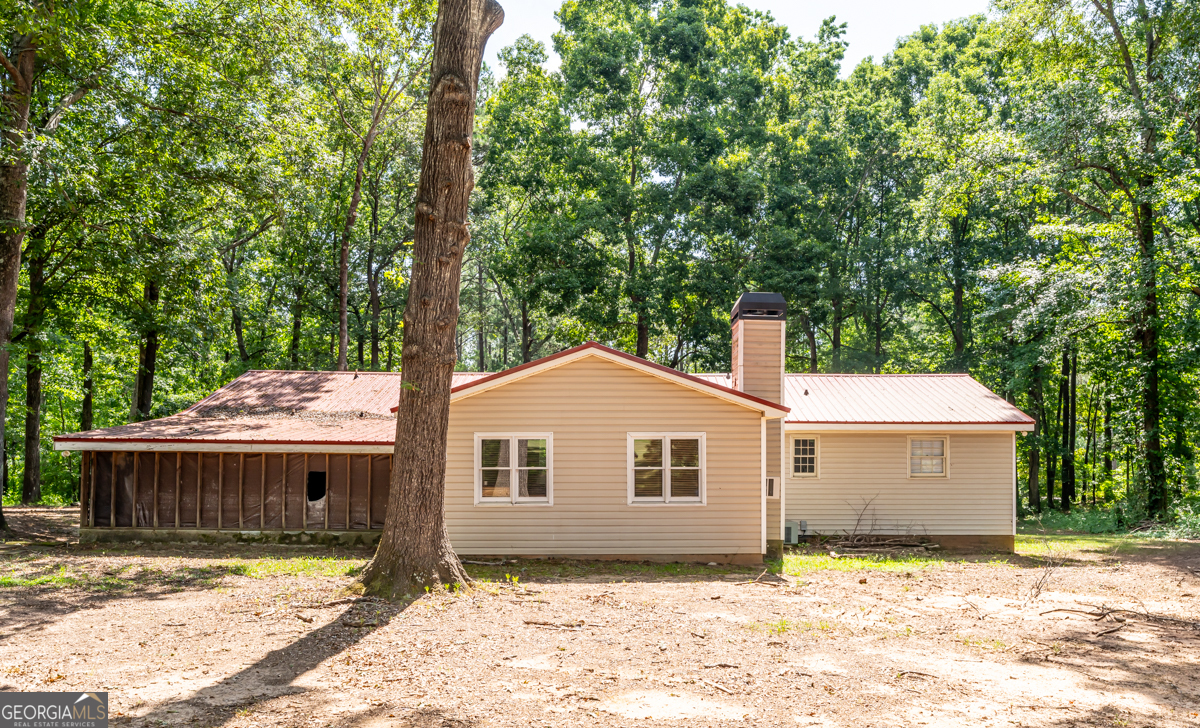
[793,437,818,477]
[476,434,552,504]
[628,434,704,504]
[909,437,947,477]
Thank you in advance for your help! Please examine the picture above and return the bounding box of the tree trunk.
[232,306,250,361]
[1068,345,1078,503]
[476,258,485,370]
[1059,346,1072,511]
[360,0,504,599]
[1103,398,1112,476]
[290,287,304,368]
[369,278,381,370]
[337,142,374,372]
[1138,192,1166,515]
[798,311,817,373]
[81,341,94,431]
[521,300,532,363]
[1056,347,1071,511]
[22,344,42,504]
[1028,369,1043,513]
[0,39,37,532]
[130,281,160,422]
[20,250,47,504]
[831,298,842,373]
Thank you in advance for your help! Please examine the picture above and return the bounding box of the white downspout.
[761,416,767,556]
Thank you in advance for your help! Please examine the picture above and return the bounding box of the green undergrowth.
[226,555,367,578]
[781,550,943,575]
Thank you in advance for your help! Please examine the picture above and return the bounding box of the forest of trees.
[2,0,1198,530]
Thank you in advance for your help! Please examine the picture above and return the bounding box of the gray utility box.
[784,520,807,545]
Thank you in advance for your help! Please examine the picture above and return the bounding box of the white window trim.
[627,432,706,506]
[474,433,554,506]
[791,435,820,479]
[907,435,949,479]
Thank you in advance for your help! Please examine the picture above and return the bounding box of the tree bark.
[130,281,160,422]
[798,311,817,373]
[360,0,503,599]
[0,37,38,532]
[476,257,485,370]
[290,287,304,368]
[81,341,94,431]
[1028,368,1043,513]
[20,249,46,504]
[1065,343,1075,510]
[1103,398,1112,476]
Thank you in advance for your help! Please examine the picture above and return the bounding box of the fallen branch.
[1094,623,1126,637]
[700,678,735,695]
[896,671,937,679]
[462,559,506,565]
[523,620,583,630]
[703,663,739,668]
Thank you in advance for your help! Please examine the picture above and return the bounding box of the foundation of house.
[79,527,381,547]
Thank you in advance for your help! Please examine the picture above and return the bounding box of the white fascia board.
[53,441,395,454]
[784,422,1035,433]
[451,349,789,418]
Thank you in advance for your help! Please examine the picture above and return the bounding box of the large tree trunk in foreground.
[360,0,504,599]
[0,38,37,531]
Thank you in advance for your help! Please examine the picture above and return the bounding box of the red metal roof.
[186,370,488,416]
[782,373,1033,425]
[54,370,488,447]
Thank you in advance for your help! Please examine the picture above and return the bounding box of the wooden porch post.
[132,452,140,527]
[153,452,160,529]
[174,452,181,528]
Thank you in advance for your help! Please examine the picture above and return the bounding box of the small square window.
[910,438,947,477]
[793,438,818,477]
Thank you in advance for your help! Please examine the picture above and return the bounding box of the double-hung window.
[628,433,705,504]
[793,437,818,477]
[909,437,947,477]
[475,434,552,504]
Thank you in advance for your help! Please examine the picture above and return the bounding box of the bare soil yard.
[1,506,1198,727]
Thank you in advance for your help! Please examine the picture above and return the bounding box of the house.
[53,293,1034,561]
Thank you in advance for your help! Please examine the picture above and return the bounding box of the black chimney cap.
[731,292,786,322]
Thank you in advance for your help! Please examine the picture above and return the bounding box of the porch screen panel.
[284,454,307,529]
[112,451,135,527]
[327,455,349,530]
[178,453,199,528]
[135,453,156,527]
[349,455,370,529]
[221,455,240,527]
[263,454,285,529]
[155,453,176,527]
[199,453,221,528]
[93,452,113,527]
[369,455,390,529]
[241,454,263,528]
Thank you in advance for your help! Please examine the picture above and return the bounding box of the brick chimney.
[730,292,786,401]
[732,292,786,554]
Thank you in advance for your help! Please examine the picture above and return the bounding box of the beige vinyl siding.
[784,433,1013,536]
[446,356,764,556]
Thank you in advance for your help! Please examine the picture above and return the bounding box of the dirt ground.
[1,507,1198,728]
